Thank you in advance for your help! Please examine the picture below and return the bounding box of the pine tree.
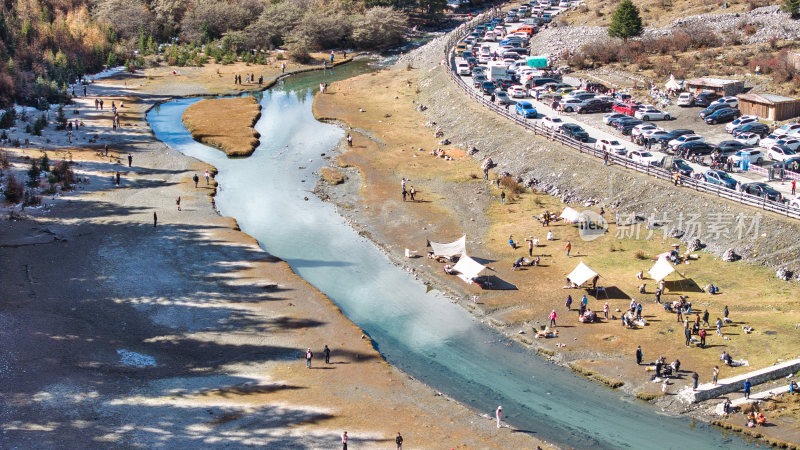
[608,0,643,40]
[783,0,800,18]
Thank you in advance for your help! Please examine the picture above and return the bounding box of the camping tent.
[567,261,599,287]
[559,207,583,223]
[428,235,466,257]
[665,74,682,91]
[452,254,487,283]
[648,257,676,283]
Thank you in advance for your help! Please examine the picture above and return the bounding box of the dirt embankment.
[183,97,262,156]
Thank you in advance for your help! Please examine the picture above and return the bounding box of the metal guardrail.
[441,18,800,220]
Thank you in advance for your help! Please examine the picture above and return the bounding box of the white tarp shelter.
[648,257,676,283]
[560,207,583,223]
[665,74,682,91]
[567,261,599,286]
[428,235,466,257]
[452,254,486,283]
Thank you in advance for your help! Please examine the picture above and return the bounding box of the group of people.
[305,345,332,368]
[234,73,263,86]
[400,177,416,202]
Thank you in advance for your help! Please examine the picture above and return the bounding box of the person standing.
[306,348,313,368]
[581,294,588,308]
[792,179,796,196]
[565,240,571,257]
[395,432,403,450]
[699,328,707,348]
[724,305,729,321]
[342,431,348,450]
[402,188,407,202]
[603,301,609,319]
[565,295,572,311]
[153,211,158,228]
[691,372,699,391]
[500,191,505,205]
[702,309,710,327]
[176,196,181,211]
[205,169,210,185]
[281,62,286,73]
[323,345,331,364]
[712,366,720,385]
[525,236,534,257]
[684,326,692,347]
[330,50,335,63]
[716,317,723,336]
[115,171,121,185]
[549,310,557,327]
[193,174,199,188]
[409,186,415,201]
[636,346,643,365]
[346,134,353,146]
[496,405,502,428]
[104,144,109,157]
[744,378,752,399]
[128,154,132,167]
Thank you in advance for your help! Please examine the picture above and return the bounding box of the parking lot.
[452,12,800,205]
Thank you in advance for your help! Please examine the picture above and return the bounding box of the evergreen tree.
[608,0,643,40]
[783,0,800,18]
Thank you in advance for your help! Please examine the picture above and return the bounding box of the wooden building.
[737,93,800,122]
[685,77,745,96]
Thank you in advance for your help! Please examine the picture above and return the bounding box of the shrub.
[3,174,24,203]
[742,25,757,35]
[499,176,524,198]
[0,109,16,129]
[26,160,41,187]
[40,152,50,173]
[23,191,41,206]
[634,249,648,260]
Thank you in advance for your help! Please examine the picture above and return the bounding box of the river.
[146,60,750,449]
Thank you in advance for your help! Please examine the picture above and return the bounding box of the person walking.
[691,372,699,391]
[565,240,571,257]
[603,301,609,319]
[565,295,572,311]
[496,405,502,428]
[402,188,407,202]
[699,328,707,348]
[409,186,415,201]
[792,180,796,196]
[724,305,729,321]
[193,174,199,188]
[128,154,132,167]
[342,431,348,450]
[115,171,121,186]
[346,134,353,147]
[281,62,286,73]
[549,310,557,327]
[176,196,181,211]
[525,236,534,257]
[500,191,505,205]
[104,144,109,157]
[684,326,692,347]
[712,366,720,385]
[702,309,710,327]
[395,432,403,450]
[636,345,643,365]
[744,378,752,399]
[205,169,210,185]
[323,345,331,364]
[655,288,662,304]
[306,348,313,368]
[716,317,723,336]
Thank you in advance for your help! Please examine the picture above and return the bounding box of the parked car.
[694,92,721,107]
[668,158,695,176]
[728,149,765,166]
[668,134,704,150]
[612,102,641,116]
[481,81,497,95]
[732,122,770,138]
[705,108,740,124]
[774,122,800,137]
[653,129,695,145]
[558,98,583,112]
[703,170,737,189]
[741,182,783,202]
[508,86,527,98]
[698,102,732,119]
[634,106,671,121]
[618,119,645,135]
[712,96,739,108]
[734,132,761,146]
[718,140,749,156]
[726,115,759,133]
[631,123,661,138]
[577,99,613,114]
[541,115,564,130]
[774,137,800,151]
[473,74,488,88]
[559,123,589,142]
[676,92,694,107]
[457,62,471,76]
[768,144,798,162]
[603,112,628,125]
[787,194,800,209]
[515,101,538,118]
[677,141,718,157]
[595,139,626,154]
[627,150,661,165]
[495,91,513,105]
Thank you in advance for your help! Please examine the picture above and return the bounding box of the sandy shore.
[0,62,548,448]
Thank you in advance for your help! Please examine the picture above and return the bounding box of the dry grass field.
[182,97,262,157]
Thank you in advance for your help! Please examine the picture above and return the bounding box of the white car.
[603,112,627,125]
[669,134,704,149]
[713,96,739,108]
[595,139,626,154]
[558,98,583,112]
[728,149,765,165]
[676,92,694,107]
[628,150,661,165]
[774,123,800,137]
[634,107,671,121]
[775,137,800,151]
[787,194,800,209]
[643,130,670,141]
[541,116,564,130]
[508,86,527,98]
[457,62,471,76]
[768,144,798,162]
[759,134,780,149]
[726,115,758,133]
[631,124,662,138]
[734,132,760,146]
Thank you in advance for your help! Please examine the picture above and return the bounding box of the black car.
[608,116,636,127]
[466,57,478,68]
[481,81,496,95]
[694,92,722,107]
[718,140,748,156]
[559,123,589,142]
[493,78,515,90]
[698,102,731,119]
[577,99,613,114]
[473,74,487,88]
[670,158,695,176]
[677,141,718,157]
[705,108,740,124]
[618,119,644,135]
[733,122,770,138]
[742,182,783,202]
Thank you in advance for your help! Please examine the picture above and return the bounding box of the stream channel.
[147,60,751,449]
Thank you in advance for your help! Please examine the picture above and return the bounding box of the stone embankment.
[398,23,800,274]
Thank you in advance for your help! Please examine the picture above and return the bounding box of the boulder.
[721,248,740,262]
[687,238,703,252]
[776,267,793,281]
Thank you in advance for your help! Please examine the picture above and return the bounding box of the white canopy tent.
[452,254,487,283]
[428,235,466,257]
[567,261,599,287]
[560,207,583,223]
[648,257,676,283]
[665,74,682,91]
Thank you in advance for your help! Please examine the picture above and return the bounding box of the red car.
[612,102,640,116]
